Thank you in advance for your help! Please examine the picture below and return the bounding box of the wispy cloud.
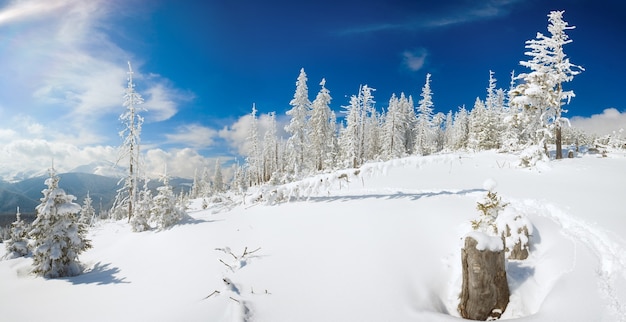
[0,0,190,142]
[339,0,524,35]
[402,48,428,72]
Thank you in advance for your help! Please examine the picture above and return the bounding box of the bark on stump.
[459,236,510,320]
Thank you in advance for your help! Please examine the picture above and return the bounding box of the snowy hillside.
[1,151,625,321]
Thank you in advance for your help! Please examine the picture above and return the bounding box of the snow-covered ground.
[2,151,625,321]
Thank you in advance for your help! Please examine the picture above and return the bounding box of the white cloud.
[143,148,227,179]
[165,124,219,149]
[402,48,428,72]
[570,108,626,136]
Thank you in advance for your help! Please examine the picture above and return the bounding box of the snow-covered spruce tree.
[246,104,263,186]
[3,207,30,259]
[115,61,146,222]
[130,178,152,232]
[381,93,407,159]
[213,159,224,193]
[79,192,96,226]
[399,93,417,155]
[285,68,312,176]
[29,167,91,278]
[262,112,281,182]
[151,167,186,230]
[309,78,336,171]
[415,73,435,155]
[511,10,583,159]
[339,90,363,168]
[448,105,470,151]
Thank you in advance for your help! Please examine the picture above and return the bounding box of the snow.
[1,150,626,321]
[466,231,504,251]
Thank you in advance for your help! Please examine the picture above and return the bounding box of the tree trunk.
[459,236,510,320]
[556,124,563,159]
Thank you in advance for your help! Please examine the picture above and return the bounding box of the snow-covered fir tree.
[309,78,336,171]
[381,93,407,159]
[415,73,435,155]
[3,207,30,259]
[262,112,280,182]
[246,104,263,186]
[114,62,146,222]
[29,166,91,278]
[285,68,312,175]
[511,10,583,158]
[151,166,186,230]
[213,159,224,193]
[79,192,96,226]
[130,178,152,232]
[338,85,376,168]
[448,106,470,151]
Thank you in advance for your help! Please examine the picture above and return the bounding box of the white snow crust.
[1,150,626,321]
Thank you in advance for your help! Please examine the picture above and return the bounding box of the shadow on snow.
[65,262,129,285]
[303,188,484,203]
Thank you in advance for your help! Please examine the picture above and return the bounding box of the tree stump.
[459,235,510,320]
[504,224,530,260]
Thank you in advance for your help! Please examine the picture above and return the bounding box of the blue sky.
[0,0,624,179]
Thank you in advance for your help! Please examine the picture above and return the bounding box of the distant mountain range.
[0,171,193,227]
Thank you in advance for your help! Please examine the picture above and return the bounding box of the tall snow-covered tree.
[115,62,145,222]
[262,112,280,182]
[30,166,91,278]
[213,159,224,193]
[415,73,435,155]
[309,78,336,171]
[339,94,362,168]
[382,93,406,159]
[511,10,583,158]
[338,85,376,167]
[246,104,262,186]
[285,68,312,175]
[448,106,470,151]
[3,207,29,259]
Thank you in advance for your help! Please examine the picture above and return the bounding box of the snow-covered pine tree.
[115,61,146,222]
[213,159,224,193]
[309,78,336,171]
[400,93,417,155]
[130,178,152,232]
[79,191,96,226]
[415,73,435,155]
[151,166,186,230]
[467,98,486,151]
[360,86,380,162]
[30,166,91,278]
[339,92,363,168]
[262,112,280,182]
[511,10,583,159]
[285,68,312,176]
[3,207,30,259]
[449,106,470,151]
[246,104,262,186]
[381,93,406,159]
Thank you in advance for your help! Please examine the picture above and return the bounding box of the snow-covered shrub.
[519,144,549,167]
[471,179,508,235]
[29,168,92,278]
[3,208,30,259]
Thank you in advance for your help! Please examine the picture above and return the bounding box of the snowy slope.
[1,151,625,321]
